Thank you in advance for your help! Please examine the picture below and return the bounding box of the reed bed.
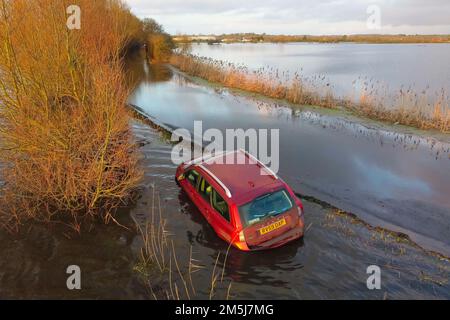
[0,0,144,231]
[134,188,232,300]
[170,54,450,132]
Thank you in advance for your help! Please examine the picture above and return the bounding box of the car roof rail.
[239,149,278,179]
[198,164,232,198]
[184,154,213,167]
[184,150,233,167]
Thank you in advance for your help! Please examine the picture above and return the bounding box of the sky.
[125,0,450,35]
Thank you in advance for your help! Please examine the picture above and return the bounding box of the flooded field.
[1,50,449,299]
[190,42,450,102]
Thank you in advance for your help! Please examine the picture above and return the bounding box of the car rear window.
[239,189,293,227]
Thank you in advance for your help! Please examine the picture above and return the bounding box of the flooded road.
[127,50,450,299]
[1,50,449,299]
[128,51,450,256]
[0,213,146,299]
[131,120,450,299]
[0,119,448,299]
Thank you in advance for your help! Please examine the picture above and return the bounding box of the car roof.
[187,150,285,205]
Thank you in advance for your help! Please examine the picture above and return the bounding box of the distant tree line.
[173,33,450,44]
[142,18,175,62]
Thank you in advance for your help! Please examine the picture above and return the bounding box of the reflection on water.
[127,51,450,256]
[190,42,450,103]
[0,216,147,299]
[352,157,432,198]
[130,120,450,299]
[1,50,448,300]
[125,55,173,88]
[1,112,448,299]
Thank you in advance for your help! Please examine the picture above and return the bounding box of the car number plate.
[259,218,286,235]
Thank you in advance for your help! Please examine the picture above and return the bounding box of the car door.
[209,188,235,243]
[183,169,201,202]
[196,175,213,223]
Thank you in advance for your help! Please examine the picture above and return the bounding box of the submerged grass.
[170,54,450,132]
[133,187,232,300]
[297,192,450,262]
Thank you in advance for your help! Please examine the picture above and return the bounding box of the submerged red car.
[175,149,304,251]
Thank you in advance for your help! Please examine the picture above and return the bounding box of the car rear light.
[238,230,246,242]
[297,206,303,217]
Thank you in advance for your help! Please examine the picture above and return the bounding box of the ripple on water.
[128,121,450,299]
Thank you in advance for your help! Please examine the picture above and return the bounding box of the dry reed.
[134,188,232,300]
[170,54,450,132]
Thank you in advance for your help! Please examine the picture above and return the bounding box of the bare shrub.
[0,0,143,231]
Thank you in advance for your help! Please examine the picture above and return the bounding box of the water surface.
[1,50,449,300]
[191,42,450,104]
[128,52,450,256]
[130,120,450,299]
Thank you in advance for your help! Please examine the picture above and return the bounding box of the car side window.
[198,177,212,202]
[212,189,230,222]
[186,169,200,188]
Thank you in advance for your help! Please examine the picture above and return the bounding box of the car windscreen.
[239,189,293,227]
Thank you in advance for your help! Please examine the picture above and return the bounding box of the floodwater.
[127,50,450,299]
[1,49,449,299]
[129,120,450,299]
[190,42,450,102]
[128,51,450,257]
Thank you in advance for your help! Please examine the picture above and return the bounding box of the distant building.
[189,36,218,41]
[173,35,218,42]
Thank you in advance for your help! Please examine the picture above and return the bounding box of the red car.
[176,149,304,251]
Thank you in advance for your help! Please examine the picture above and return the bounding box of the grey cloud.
[126,0,450,34]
